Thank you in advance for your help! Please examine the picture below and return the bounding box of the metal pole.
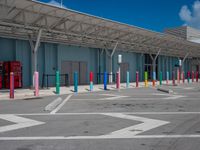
[126,71,129,88]
[74,72,78,93]
[56,71,60,94]
[10,72,14,99]
[104,72,107,90]
[136,71,139,87]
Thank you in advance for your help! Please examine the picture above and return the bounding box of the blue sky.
[37,0,200,32]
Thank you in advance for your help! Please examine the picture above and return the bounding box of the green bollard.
[144,72,148,87]
[56,71,60,94]
[74,72,78,93]
[160,71,162,85]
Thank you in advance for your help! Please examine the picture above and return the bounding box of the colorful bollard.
[116,72,120,89]
[187,71,190,83]
[126,71,130,88]
[182,72,185,83]
[159,71,162,85]
[172,71,175,86]
[144,72,148,87]
[34,72,39,96]
[104,72,107,90]
[74,72,78,93]
[177,69,180,84]
[166,71,169,85]
[89,72,93,91]
[56,71,60,94]
[136,71,139,87]
[10,72,14,99]
[152,71,156,87]
[192,71,194,82]
[196,71,199,82]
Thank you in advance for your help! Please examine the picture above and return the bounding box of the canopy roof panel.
[0,0,200,58]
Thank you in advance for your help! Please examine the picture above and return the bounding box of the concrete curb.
[44,97,62,111]
[157,87,173,94]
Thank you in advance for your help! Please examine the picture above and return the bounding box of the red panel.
[0,76,2,89]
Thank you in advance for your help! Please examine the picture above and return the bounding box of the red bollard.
[196,71,199,82]
[89,72,93,91]
[116,72,120,89]
[136,71,139,87]
[10,72,14,99]
[192,71,194,82]
[172,71,175,86]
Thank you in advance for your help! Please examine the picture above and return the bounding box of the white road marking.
[98,113,169,138]
[50,95,72,114]
[1,135,200,140]
[3,111,200,116]
[163,95,186,100]
[99,94,129,100]
[0,115,45,133]
[44,97,62,111]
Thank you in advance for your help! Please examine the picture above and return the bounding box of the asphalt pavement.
[0,82,200,150]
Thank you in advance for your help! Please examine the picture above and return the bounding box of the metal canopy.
[0,0,200,58]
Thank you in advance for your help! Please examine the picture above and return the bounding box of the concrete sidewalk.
[0,80,192,100]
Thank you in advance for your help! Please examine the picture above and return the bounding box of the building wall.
[0,37,194,88]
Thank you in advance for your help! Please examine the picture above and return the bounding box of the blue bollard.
[126,71,130,88]
[104,72,107,90]
[74,72,78,93]
[166,71,169,84]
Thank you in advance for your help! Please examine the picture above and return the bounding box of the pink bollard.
[196,72,199,82]
[116,72,120,89]
[34,72,39,96]
[136,71,139,87]
[10,72,14,99]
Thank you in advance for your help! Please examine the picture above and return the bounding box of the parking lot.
[0,83,200,150]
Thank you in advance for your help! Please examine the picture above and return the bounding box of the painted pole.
[136,71,139,87]
[10,72,14,99]
[74,72,78,93]
[126,71,130,88]
[159,71,162,85]
[89,72,93,91]
[172,71,175,86]
[192,71,194,82]
[104,72,107,90]
[144,71,148,87]
[196,71,199,82]
[177,68,180,84]
[152,71,156,87]
[166,71,169,85]
[182,72,185,83]
[34,72,39,96]
[116,72,120,89]
[56,71,60,94]
[187,71,190,83]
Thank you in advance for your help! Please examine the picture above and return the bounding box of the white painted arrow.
[0,115,45,133]
[153,93,186,100]
[100,94,129,100]
[66,113,170,139]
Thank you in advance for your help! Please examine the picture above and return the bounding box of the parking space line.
[50,95,72,114]
[1,134,200,140]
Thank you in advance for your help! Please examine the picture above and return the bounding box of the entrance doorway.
[61,61,87,85]
[120,63,129,82]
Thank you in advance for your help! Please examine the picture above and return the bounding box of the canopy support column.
[28,29,43,87]
[150,50,161,79]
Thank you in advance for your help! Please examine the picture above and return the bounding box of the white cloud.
[179,0,200,29]
[48,0,66,8]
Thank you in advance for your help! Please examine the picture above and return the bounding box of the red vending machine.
[4,61,22,88]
